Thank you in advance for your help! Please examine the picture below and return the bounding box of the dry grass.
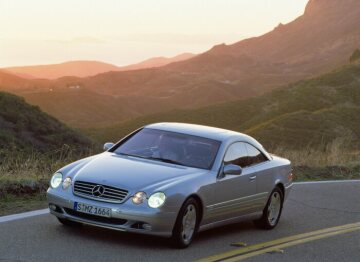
[0,146,97,197]
[1,140,359,198]
[0,143,359,216]
[0,146,95,181]
[271,138,360,181]
[272,146,360,168]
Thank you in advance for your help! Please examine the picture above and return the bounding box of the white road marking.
[0,209,49,223]
[0,180,359,223]
[294,180,360,185]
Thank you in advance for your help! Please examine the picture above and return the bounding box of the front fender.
[157,171,217,216]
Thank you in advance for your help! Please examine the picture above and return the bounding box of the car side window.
[223,142,250,168]
[245,143,268,166]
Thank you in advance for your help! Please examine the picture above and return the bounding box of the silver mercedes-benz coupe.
[47,123,293,248]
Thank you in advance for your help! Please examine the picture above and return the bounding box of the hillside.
[0,0,359,128]
[72,0,360,98]
[117,53,196,71]
[22,88,177,127]
[0,70,35,91]
[85,62,360,152]
[0,92,92,153]
[175,0,359,71]
[78,0,360,98]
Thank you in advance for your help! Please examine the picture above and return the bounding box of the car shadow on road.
[53,218,257,250]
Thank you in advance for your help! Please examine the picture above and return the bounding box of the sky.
[0,0,308,67]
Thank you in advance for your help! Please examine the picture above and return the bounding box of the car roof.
[145,122,250,142]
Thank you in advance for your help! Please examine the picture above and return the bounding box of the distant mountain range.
[2,61,119,79]
[0,0,359,128]
[85,61,360,151]
[2,53,196,79]
[117,53,196,72]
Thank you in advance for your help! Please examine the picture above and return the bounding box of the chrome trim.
[73,192,128,204]
[206,192,268,209]
[73,181,129,204]
[199,211,262,232]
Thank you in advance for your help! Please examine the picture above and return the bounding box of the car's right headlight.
[50,172,63,188]
[148,192,166,208]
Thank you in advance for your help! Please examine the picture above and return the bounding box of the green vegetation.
[0,194,48,216]
[85,63,360,178]
[86,63,360,151]
[0,92,96,214]
[350,49,360,63]
[0,92,92,152]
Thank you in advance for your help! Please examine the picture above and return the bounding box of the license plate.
[74,202,111,218]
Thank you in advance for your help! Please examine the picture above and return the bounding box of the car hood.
[71,152,207,193]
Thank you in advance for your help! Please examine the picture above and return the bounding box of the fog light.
[49,204,57,211]
[142,223,152,230]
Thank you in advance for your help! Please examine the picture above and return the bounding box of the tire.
[57,217,83,227]
[254,187,284,230]
[172,197,200,248]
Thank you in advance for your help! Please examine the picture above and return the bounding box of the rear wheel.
[172,198,200,248]
[254,187,283,229]
[57,217,82,227]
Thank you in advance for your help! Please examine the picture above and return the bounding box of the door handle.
[249,175,257,181]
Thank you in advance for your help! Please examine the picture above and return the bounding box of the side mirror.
[103,142,115,151]
[223,164,242,176]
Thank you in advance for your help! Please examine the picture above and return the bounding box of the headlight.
[62,177,72,189]
[50,172,63,188]
[132,191,147,205]
[148,192,166,208]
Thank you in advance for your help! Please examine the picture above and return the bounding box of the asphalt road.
[0,181,359,262]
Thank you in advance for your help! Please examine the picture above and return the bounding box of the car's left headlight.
[50,172,63,188]
[148,192,166,208]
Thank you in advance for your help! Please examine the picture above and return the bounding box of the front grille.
[73,180,128,203]
[64,208,127,225]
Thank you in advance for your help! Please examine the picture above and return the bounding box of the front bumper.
[47,188,177,237]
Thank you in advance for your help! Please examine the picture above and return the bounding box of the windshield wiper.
[117,153,183,165]
[145,156,183,165]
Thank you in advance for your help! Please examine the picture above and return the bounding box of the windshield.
[112,128,221,170]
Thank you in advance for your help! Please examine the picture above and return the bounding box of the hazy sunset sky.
[0,0,308,67]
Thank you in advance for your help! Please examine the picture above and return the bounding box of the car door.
[244,143,272,209]
[206,142,257,221]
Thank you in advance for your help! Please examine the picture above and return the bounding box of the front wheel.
[254,187,283,229]
[172,198,200,248]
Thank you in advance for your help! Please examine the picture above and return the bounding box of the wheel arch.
[171,193,204,235]
[275,182,285,199]
[188,194,204,224]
